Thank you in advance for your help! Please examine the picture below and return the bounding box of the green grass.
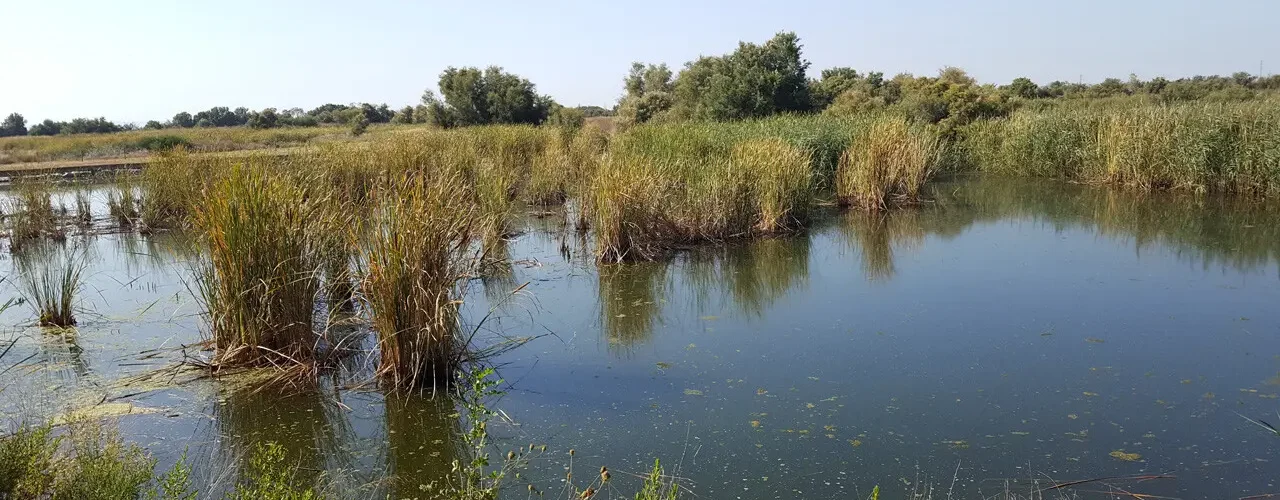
[4,180,64,249]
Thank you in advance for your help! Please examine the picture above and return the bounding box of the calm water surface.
[2,178,1279,499]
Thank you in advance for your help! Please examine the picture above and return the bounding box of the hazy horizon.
[2,0,1277,124]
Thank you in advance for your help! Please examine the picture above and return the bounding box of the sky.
[2,0,1278,124]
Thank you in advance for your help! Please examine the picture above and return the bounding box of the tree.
[246,108,279,129]
[672,32,812,121]
[429,66,552,127]
[1003,77,1040,99]
[810,67,864,109]
[0,113,27,137]
[59,117,123,135]
[28,119,62,136]
[615,62,676,127]
[143,120,164,130]
[171,111,195,128]
[391,106,415,124]
[546,104,585,129]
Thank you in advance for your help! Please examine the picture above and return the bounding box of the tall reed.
[5,180,63,249]
[139,148,214,230]
[962,100,1280,196]
[194,163,326,366]
[14,242,88,327]
[836,117,941,210]
[364,170,483,390]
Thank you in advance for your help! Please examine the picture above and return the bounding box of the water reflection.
[839,211,924,282]
[213,383,359,491]
[928,178,1280,274]
[687,236,811,316]
[383,394,463,497]
[598,262,667,353]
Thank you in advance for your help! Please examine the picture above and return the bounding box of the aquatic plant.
[229,442,319,500]
[836,116,941,210]
[5,180,63,249]
[364,170,482,390]
[194,164,327,367]
[15,242,88,327]
[0,423,58,498]
[962,100,1280,195]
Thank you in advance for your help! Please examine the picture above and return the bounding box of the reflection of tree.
[214,383,357,491]
[384,394,462,498]
[840,211,924,283]
[598,262,668,352]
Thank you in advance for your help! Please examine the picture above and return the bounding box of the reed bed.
[0,125,374,165]
[836,117,941,210]
[364,169,484,390]
[193,163,330,367]
[589,118,854,261]
[963,100,1280,195]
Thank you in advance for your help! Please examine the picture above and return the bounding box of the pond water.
[2,178,1279,499]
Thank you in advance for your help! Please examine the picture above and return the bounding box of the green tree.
[1003,77,1040,99]
[1,113,27,137]
[616,62,676,127]
[246,108,279,129]
[143,120,164,130]
[429,66,552,126]
[810,67,864,109]
[546,104,585,129]
[672,32,812,120]
[391,106,415,124]
[28,119,62,136]
[171,112,195,128]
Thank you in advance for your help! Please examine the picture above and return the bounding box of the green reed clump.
[140,148,215,230]
[5,180,63,248]
[591,121,834,261]
[962,100,1280,195]
[195,164,328,367]
[836,116,941,210]
[107,175,141,228]
[731,137,814,232]
[230,442,319,500]
[526,134,571,206]
[15,243,88,327]
[72,190,92,227]
[364,170,483,390]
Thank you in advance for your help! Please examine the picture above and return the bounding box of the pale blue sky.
[2,0,1277,124]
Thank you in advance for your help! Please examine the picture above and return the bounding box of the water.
[2,178,1279,498]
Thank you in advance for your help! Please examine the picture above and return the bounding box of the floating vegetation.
[1109,450,1142,462]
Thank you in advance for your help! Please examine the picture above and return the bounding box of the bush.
[132,135,193,152]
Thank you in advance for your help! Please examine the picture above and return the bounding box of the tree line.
[5,31,1279,138]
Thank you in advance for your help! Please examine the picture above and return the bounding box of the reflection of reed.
[686,236,812,317]
[480,238,518,306]
[598,262,668,352]
[925,178,1280,274]
[214,383,357,491]
[384,394,462,498]
[115,231,195,277]
[841,211,924,283]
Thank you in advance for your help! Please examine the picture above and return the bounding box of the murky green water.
[3,178,1280,498]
